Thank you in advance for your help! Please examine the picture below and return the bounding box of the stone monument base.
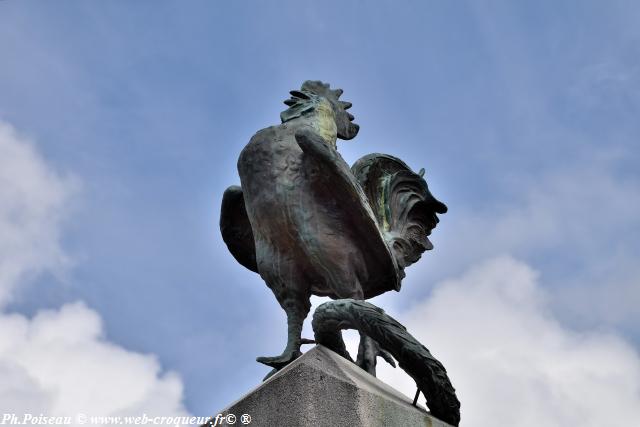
[210,345,453,427]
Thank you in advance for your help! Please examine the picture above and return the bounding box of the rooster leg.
[257,289,311,370]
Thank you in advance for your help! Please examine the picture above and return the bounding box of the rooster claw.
[256,350,302,369]
[262,368,279,381]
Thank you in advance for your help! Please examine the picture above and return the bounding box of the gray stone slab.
[209,345,453,427]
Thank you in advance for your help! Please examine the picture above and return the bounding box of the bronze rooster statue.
[220,80,447,374]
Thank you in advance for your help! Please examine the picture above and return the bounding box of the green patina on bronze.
[219,80,457,425]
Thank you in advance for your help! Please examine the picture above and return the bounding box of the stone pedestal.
[212,345,453,427]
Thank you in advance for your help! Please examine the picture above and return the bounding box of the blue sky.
[1,1,639,425]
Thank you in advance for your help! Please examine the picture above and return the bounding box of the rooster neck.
[288,100,337,149]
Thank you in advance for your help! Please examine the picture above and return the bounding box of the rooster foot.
[256,349,302,370]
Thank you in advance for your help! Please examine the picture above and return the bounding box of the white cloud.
[0,121,78,307]
[408,151,640,335]
[0,303,187,419]
[376,256,640,426]
[0,121,189,423]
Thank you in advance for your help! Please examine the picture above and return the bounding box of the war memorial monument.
[216,81,460,426]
